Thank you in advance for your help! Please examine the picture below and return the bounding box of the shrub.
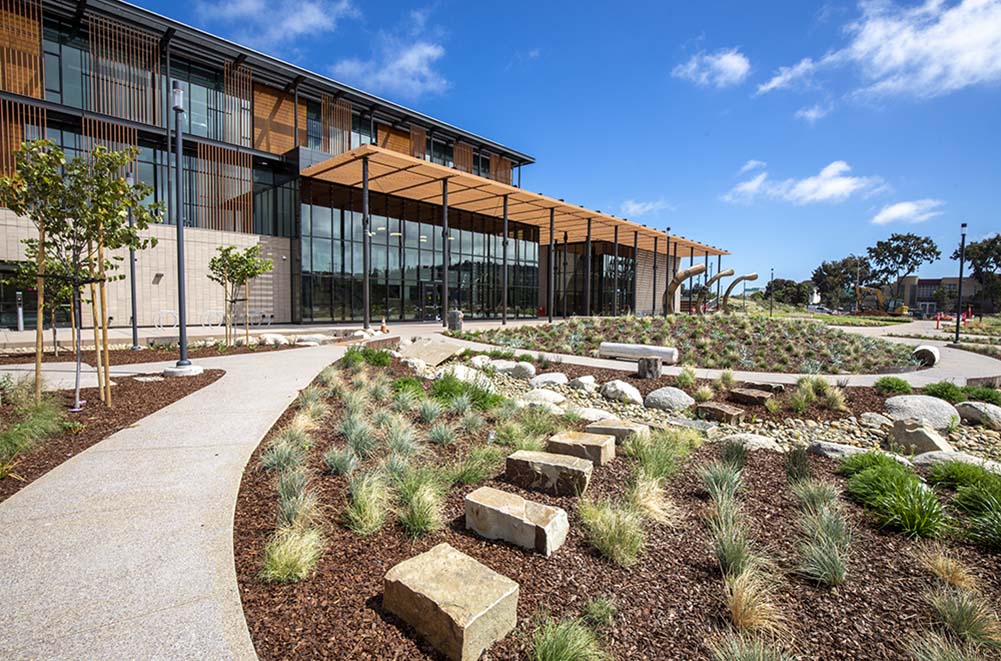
[694,385,715,403]
[343,472,390,536]
[260,439,305,472]
[460,413,485,434]
[967,506,1001,551]
[718,370,736,390]
[721,439,748,470]
[260,527,324,582]
[791,479,840,513]
[583,597,617,628]
[392,375,424,396]
[396,469,445,537]
[708,633,790,661]
[449,393,474,415]
[906,632,980,661]
[928,587,1001,646]
[874,376,912,395]
[875,479,948,538]
[928,461,997,490]
[914,544,978,589]
[431,373,505,411]
[838,449,903,477]
[323,446,358,476]
[391,389,418,413]
[700,461,742,502]
[923,381,965,404]
[675,366,697,389]
[579,499,645,567]
[784,446,810,482]
[530,616,607,661]
[962,386,1001,406]
[417,398,444,423]
[724,569,785,634]
[427,422,457,446]
[628,472,676,524]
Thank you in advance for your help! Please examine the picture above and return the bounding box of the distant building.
[893,276,993,315]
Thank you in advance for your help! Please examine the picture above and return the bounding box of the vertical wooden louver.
[0,0,43,98]
[489,154,512,185]
[197,142,253,234]
[321,95,351,155]
[410,125,426,160]
[223,61,252,147]
[454,142,473,173]
[81,116,138,179]
[87,15,160,125]
[0,97,44,174]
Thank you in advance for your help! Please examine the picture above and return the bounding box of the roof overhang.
[301,145,728,257]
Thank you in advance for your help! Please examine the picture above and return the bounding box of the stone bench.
[384,543,518,661]
[597,342,679,364]
[465,486,569,556]
[505,450,592,496]
[547,431,616,466]
[584,419,650,444]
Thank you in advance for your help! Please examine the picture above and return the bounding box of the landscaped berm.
[235,346,1001,660]
[450,316,916,373]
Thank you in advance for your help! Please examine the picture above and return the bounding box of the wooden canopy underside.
[301,144,727,258]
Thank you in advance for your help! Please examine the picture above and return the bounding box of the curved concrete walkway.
[0,344,344,660]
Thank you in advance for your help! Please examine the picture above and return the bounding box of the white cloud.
[739,159,767,174]
[195,0,358,50]
[871,198,945,224]
[724,161,884,205]
[758,0,1001,99]
[672,48,751,88]
[333,41,449,100]
[795,103,831,123]
[621,199,675,217]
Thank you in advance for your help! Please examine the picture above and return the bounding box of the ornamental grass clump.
[417,398,443,423]
[914,544,978,590]
[721,439,748,470]
[396,468,445,537]
[342,390,368,418]
[784,446,810,483]
[694,385,715,403]
[260,527,324,583]
[583,597,617,628]
[427,422,457,446]
[871,477,948,539]
[341,415,378,458]
[449,393,474,415]
[323,445,358,476]
[706,494,756,578]
[391,389,418,414]
[723,568,786,634]
[797,506,850,587]
[708,633,790,661]
[700,461,743,502]
[276,471,320,530]
[343,471,390,536]
[444,445,506,485]
[791,479,840,514]
[718,370,736,391]
[928,461,998,490]
[928,587,1001,647]
[579,498,645,568]
[906,632,980,661]
[460,412,485,434]
[675,366,697,389]
[839,449,904,478]
[386,420,421,456]
[628,471,677,524]
[530,616,608,661]
[623,428,699,480]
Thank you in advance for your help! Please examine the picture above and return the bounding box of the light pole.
[955,222,967,344]
[769,267,774,318]
[172,81,192,370]
[126,171,140,350]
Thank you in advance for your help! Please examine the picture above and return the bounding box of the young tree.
[208,245,273,346]
[765,278,812,306]
[866,233,941,304]
[2,246,74,356]
[953,234,1001,311]
[0,141,161,410]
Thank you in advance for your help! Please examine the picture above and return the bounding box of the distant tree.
[765,278,812,306]
[932,286,949,311]
[811,254,876,309]
[954,234,1001,310]
[867,233,941,302]
[208,245,273,346]
[2,245,74,356]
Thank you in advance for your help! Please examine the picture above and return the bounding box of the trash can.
[447,308,464,331]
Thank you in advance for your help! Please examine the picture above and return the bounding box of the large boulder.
[956,401,1001,431]
[600,380,643,406]
[529,372,569,388]
[912,345,940,367]
[885,395,960,430]
[383,543,518,661]
[465,487,568,556]
[859,412,893,429]
[508,362,537,379]
[644,386,695,413]
[910,450,1001,474]
[505,450,592,496]
[469,355,492,369]
[520,389,566,406]
[887,419,953,454]
[436,364,496,392]
[719,433,783,453]
[259,333,289,346]
[566,407,616,422]
[808,440,913,467]
[568,375,598,393]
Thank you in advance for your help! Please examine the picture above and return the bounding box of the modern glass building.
[0,0,725,330]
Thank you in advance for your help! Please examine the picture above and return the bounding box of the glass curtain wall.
[554,241,635,316]
[300,180,539,322]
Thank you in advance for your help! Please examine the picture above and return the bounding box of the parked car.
[807,305,835,315]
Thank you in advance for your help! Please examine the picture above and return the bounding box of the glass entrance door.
[420,282,441,322]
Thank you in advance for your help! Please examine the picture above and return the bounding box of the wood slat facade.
[87,14,160,126]
[0,96,43,174]
[223,61,252,147]
[0,0,42,99]
[376,124,410,155]
[454,142,473,173]
[196,141,253,233]
[409,125,426,160]
[253,82,301,154]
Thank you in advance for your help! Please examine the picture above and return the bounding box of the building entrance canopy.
[302,144,727,258]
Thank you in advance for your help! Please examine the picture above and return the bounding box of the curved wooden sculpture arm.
[663,263,707,314]
[695,268,735,315]
[722,273,759,313]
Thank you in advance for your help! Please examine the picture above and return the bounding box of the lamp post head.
[172,80,184,112]
[961,222,967,237]
[125,172,134,187]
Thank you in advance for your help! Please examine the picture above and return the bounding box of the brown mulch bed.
[0,369,223,503]
[234,363,1001,660]
[0,343,302,366]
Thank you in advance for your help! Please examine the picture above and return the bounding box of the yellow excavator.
[855,285,909,315]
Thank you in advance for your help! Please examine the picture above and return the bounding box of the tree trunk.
[69,293,77,359]
[88,243,104,402]
[34,223,45,403]
[98,230,112,408]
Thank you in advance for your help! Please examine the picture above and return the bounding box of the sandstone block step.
[696,401,745,424]
[505,450,592,496]
[384,543,518,661]
[728,387,773,405]
[547,431,616,466]
[584,419,650,444]
[465,486,569,556]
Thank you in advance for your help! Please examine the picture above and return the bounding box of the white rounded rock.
[568,375,598,392]
[956,401,1001,431]
[720,433,783,453]
[521,389,566,405]
[644,386,695,413]
[600,380,643,406]
[885,395,960,430]
[530,372,569,388]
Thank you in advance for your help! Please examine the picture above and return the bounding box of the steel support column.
[501,194,508,325]
[613,225,619,316]
[652,236,658,315]
[362,155,371,329]
[548,207,555,323]
[688,246,695,314]
[632,230,638,314]
[441,177,449,327]
[584,218,592,316]
[562,231,568,319]
[716,254,722,309]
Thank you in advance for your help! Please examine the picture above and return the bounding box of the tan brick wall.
[1,210,293,326]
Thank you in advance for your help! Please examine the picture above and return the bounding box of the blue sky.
[137,0,1001,281]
